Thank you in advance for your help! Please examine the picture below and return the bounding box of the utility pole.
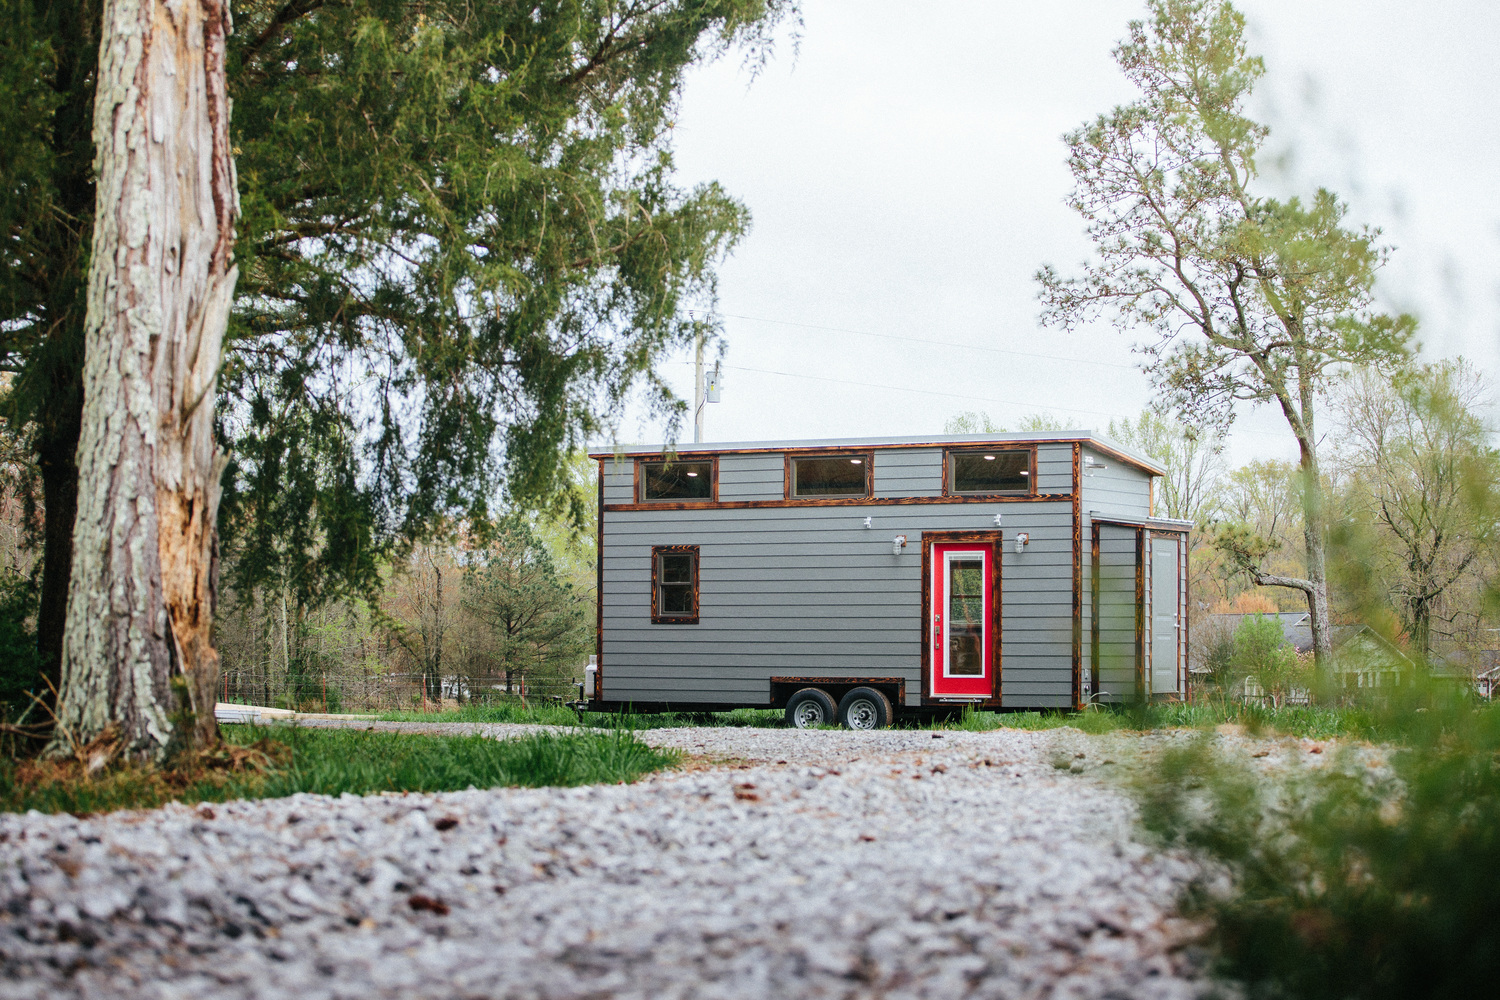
[694,325,705,444]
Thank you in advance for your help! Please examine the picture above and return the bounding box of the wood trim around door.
[1134,527,1146,700]
[920,530,1003,707]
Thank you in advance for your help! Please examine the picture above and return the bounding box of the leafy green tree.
[1334,360,1500,657]
[1230,612,1300,706]
[1108,410,1224,522]
[221,0,794,607]
[941,411,1068,434]
[1037,0,1415,668]
[462,516,590,697]
[0,0,101,693]
[943,411,1003,434]
[0,571,42,717]
[1,0,795,702]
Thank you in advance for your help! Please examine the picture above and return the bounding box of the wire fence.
[217,668,583,715]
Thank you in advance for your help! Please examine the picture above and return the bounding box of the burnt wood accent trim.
[596,459,605,701]
[1072,443,1083,710]
[590,436,1165,477]
[941,445,1038,498]
[1135,527,1146,700]
[1090,520,1101,706]
[768,676,906,709]
[635,456,719,504]
[1089,516,1189,535]
[919,530,1003,708]
[1149,477,1156,518]
[604,491,1073,513]
[783,448,875,500]
[650,544,700,624]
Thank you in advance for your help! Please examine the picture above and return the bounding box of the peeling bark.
[51,0,237,759]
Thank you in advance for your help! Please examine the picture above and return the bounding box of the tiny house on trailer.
[587,433,1189,728]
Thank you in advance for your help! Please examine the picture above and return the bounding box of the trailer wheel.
[785,688,836,729]
[838,687,892,730]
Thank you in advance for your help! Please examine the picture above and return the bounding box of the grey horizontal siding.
[601,499,1080,709]
[718,454,785,501]
[602,459,636,505]
[1035,444,1074,493]
[1081,447,1152,518]
[872,449,941,497]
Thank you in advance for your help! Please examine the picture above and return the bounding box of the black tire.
[785,688,836,729]
[838,687,892,730]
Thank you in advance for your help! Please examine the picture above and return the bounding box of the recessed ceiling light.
[983,455,995,460]
[1019,470,1029,476]
[686,471,698,477]
[850,458,862,464]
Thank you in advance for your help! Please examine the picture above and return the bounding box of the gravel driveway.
[0,725,1213,999]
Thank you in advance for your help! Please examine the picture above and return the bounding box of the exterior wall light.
[1014,532,1030,554]
[892,534,908,556]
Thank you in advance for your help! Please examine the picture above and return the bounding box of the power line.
[687,361,1123,421]
[723,312,1140,371]
[677,359,1294,440]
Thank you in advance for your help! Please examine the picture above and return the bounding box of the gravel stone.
[0,725,1217,999]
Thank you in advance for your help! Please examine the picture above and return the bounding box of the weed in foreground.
[1133,687,1500,1000]
[0,726,677,815]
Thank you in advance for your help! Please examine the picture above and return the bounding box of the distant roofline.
[587,431,1166,476]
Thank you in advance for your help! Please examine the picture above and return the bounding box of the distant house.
[1193,612,1411,699]
[1432,649,1500,700]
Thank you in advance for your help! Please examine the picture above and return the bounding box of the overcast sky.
[620,0,1500,466]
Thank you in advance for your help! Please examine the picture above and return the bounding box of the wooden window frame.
[651,545,700,624]
[635,457,718,505]
[783,449,875,501]
[942,446,1037,498]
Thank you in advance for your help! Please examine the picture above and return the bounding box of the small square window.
[652,546,699,624]
[640,460,713,502]
[790,454,871,498]
[948,450,1032,494]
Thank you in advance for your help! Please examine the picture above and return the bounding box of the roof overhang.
[588,431,1167,477]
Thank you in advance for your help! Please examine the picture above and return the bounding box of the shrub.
[0,570,41,716]
[1135,686,1500,999]
[1231,613,1303,706]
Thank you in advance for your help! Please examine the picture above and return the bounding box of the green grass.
[913,701,1379,740]
[379,695,1409,742]
[377,700,584,726]
[0,725,678,815]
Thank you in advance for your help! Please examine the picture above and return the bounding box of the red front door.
[930,542,996,698]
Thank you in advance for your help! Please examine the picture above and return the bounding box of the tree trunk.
[50,0,237,759]
[1301,486,1333,669]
